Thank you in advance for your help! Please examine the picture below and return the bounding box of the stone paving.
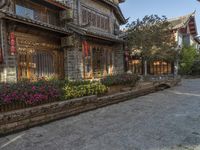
[1,79,200,150]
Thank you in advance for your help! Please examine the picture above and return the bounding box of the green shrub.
[179,45,198,75]
[63,81,107,100]
[101,74,140,87]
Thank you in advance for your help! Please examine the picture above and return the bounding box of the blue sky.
[120,0,200,33]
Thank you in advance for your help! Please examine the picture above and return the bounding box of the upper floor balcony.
[14,0,73,27]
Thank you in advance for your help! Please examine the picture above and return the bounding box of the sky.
[119,0,200,34]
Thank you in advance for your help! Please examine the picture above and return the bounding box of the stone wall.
[113,44,124,74]
[64,35,83,80]
[0,85,156,135]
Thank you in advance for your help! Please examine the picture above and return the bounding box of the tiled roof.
[0,9,71,34]
[168,12,195,29]
[68,23,124,42]
[100,0,127,24]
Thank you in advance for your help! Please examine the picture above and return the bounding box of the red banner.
[10,32,16,54]
[82,41,89,56]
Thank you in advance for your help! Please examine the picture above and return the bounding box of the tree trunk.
[144,60,147,76]
[174,60,178,76]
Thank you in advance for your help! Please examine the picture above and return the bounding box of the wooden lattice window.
[91,13,96,26]
[18,50,64,80]
[15,0,60,26]
[82,9,87,24]
[97,15,101,28]
[81,6,109,31]
[100,17,104,29]
[88,11,92,24]
[83,44,114,79]
[105,18,109,30]
[149,61,172,75]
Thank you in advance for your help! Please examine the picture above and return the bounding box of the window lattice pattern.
[81,6,109,31]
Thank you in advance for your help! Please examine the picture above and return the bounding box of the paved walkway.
[1,79,200,150]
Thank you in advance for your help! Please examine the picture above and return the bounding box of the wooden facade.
[129,58,173,75]
[65,0,126,80]
[82,42,114,79]
[15,32,64,80]
[0,0,126,82]
[0,0,71,82]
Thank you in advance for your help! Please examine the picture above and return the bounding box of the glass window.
[16,5,34,20]
[15,1,60,26]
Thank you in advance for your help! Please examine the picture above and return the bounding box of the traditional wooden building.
[65,0,126,80]
[124,12,198,76]
[0,0,73,82]
[0,0,127,82]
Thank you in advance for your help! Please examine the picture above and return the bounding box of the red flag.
[83,41,89,56]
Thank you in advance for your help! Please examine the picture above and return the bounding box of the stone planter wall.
[0,79,180,135]
[0,86,155,135]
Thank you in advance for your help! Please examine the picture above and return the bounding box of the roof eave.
[0,10,72,35]
[99,0,126,24]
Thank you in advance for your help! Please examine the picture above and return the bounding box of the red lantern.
[0,48,3,63]
[10,32,15,39]
[10,32,16,54]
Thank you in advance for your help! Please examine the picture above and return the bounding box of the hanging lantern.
[10,32,16,55]
[0,48,3,63]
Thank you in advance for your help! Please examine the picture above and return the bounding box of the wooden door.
[18,50,64,80]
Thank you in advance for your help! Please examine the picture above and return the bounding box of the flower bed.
[101,74,140,87]
[0,79,61,105]
[0,79,108,112]
[0,74,140,112]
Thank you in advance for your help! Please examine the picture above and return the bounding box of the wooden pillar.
[82,41,86,79]
[90,45,94,79]
[103,47,107,77]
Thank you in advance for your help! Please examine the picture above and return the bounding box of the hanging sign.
[10,32,16,55]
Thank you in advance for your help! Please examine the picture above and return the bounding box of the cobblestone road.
[1,79,200,150]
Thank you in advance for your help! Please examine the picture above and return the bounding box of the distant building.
[169,11,199,49]
[123,12,199,76]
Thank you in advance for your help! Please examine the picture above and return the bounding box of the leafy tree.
[126,15,177,75]
[179,45,198,75]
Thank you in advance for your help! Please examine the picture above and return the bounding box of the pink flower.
[32,86,36,90]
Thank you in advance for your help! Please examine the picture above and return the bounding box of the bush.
[63,81,107,100]
[179,45,198,75]
[0,80,62,105]
[189,60,200,76]
[101,74,140,87]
